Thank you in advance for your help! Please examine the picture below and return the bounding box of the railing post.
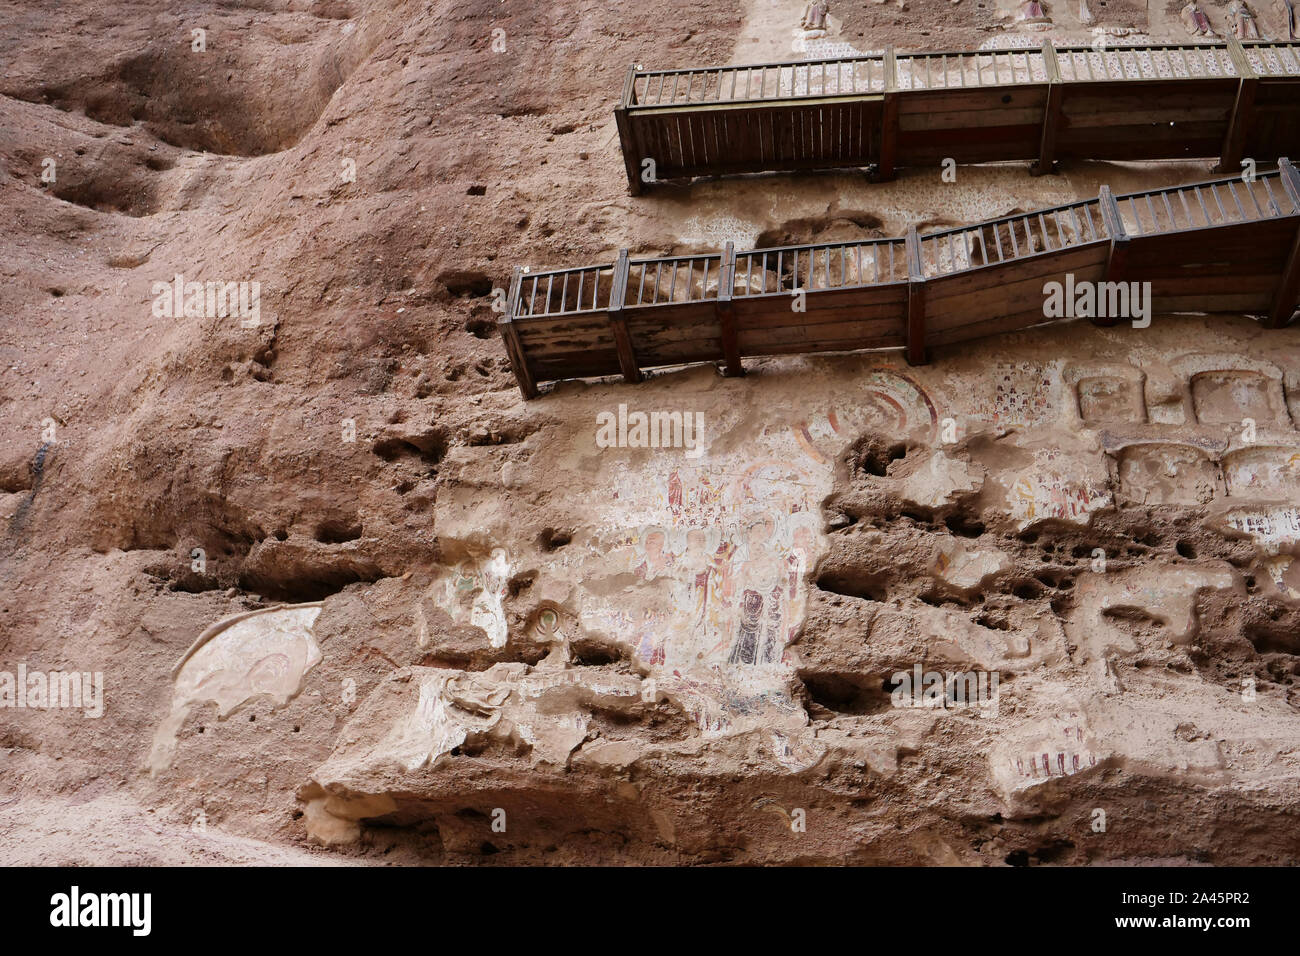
[874,46,899,182]
[608,250,642,383]
[1280,156,1300,206]
[1268,158,1300,328]
[905,225,928,365]
[498,267,538,400]
[716,241,744,377]
[1096,185,1130,328]
[616,65,643,196]
[1032,42,1063,177]
[1218,36,1258,175]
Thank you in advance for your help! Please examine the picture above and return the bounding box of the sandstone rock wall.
[2,0,1299,865]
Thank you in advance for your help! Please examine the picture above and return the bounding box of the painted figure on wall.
[1017,0,1051,24]
[445,549,512,648]
[801,0,831,31]
[1280,0,1299,40]
[1180,1,1215,35]
[1228,0,1264,38]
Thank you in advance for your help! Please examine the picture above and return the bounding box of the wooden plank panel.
[1056,121,1228,145]
[1153,293,1274,312]
[896,86,1048,114]
[631,322,725,347]
[929,311,1068,347]
[900,107,1044,131]
[1154,293,1277,312]
[730,300,907,329]
[624,302,718,326]
[1059,79,1240,104]
[1144,273,1286,296]
[1066,106,1235,128]
[738,317,905,349]
[928,264,1109,333]
[925,242,1109,302]
[732,282,908,313]
[1119,218,1298,266]
[740,337,901,357]
[1060,90,1237,114]
[635,342,727,365]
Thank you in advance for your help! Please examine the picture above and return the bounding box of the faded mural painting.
[516,352,1297,737]
[438,549,512,648]
[579,368,938,739]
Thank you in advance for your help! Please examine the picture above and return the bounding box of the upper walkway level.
[614,39,1300,192]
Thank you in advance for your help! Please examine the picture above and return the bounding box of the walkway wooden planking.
[499,161,1300,399]
[615,39,1300,192]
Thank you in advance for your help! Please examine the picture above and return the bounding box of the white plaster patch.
[678,214,763,251]
[150,603,323,773]
[440,549,512,648]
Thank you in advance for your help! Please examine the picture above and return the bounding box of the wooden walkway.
[615,39,1300,192]
[499,161,1300,398]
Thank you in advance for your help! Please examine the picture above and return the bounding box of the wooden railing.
[499,162,1300,398]
[629,55,889,106]
[915,198,1109,278]
[731,238,910,295]
[1114,174,1296,235]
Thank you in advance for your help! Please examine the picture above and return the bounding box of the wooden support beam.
[1032,42,1063,177]
[1280,156,1300,207]
[905,224,928,365]
[1095,185,1129,328]
[499,267,538,400]
[617,65,644,195]
[608,250,642,383]
[1268,159,1300,328]
[875,46,899,182]
[716,241,744,376]
[1218,38,1258,175]
[1269,227,1300,328]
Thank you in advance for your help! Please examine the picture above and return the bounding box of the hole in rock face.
[508,571,536,598]
[1176,540,1197,559]
[900,507,932,525]
[816,569,888,602]
[315,519,362,544]
[944,513,985,538]
[853,437,908,478]
[371,430,448,466]
[465,315,496,339]
[1005,850,1030,867]
[438,270,493,298]
[1033,839,1074,864]
[802,672,893,715]
[538,528,572,551]
[571,641,621,666]
[1247,621,1300,655]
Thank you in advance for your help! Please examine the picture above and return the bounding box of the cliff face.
[2,0,1300,865]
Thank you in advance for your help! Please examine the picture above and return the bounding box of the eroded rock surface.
[4,0,1300,865]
